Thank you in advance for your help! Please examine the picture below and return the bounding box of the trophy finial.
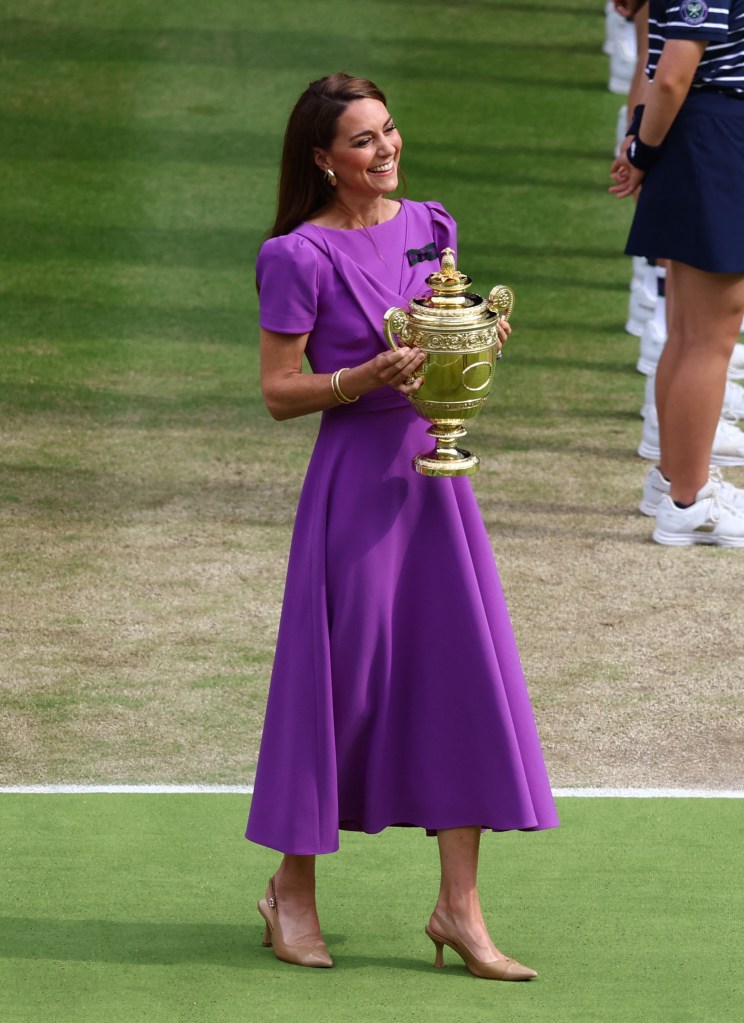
[440,248,457,276]
[427,248,471,294]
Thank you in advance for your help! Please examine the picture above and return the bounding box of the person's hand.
[609,151,645,198]
[496,316,511,352]
[613,0,647,17]
[364,345,427,394]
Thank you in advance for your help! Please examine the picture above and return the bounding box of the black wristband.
[625,103,645,138]
[627,135,663,171]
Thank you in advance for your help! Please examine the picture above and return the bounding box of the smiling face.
[314,98,402,201]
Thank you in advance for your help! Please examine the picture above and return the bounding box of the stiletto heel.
[257,876,333,968]
[425,926,445,968]
[424,911,537,981]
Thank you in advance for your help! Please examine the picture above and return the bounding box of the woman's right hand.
[260,326,426,420]
[356,346,427,395]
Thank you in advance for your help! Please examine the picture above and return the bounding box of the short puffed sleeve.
[424,200,458,258]
[256,233,320,335]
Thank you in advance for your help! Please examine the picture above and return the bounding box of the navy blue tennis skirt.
[626,90,744,273]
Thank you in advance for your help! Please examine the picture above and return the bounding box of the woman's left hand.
[609,153,645,199]
[497,316,511,351]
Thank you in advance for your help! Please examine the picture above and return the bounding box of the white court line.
[553,787,744,798]
[0,784,743,797]
[0,784,255,794]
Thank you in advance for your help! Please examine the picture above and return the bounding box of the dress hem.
[246,813,560,856]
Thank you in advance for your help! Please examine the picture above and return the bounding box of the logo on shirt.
[679,0,708,25]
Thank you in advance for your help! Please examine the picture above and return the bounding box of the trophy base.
[413,424,480,477]
[414,449,480,477]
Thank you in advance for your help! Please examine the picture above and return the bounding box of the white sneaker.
[728,344,744,381]
[639,466,669,516]
[723,378,744,416]
[631,255,646,279]
[638,406,744,466]
[604,1,625,56]
[626,276,656,336]
[609,19,637,94]
[652,481,744,547]
[637,404,661,459]
[640,372,656,418]
[699,414,744,467]
[640,464,744,516]
[637,318,666,375]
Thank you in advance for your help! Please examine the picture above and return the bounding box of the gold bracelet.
[331,367,359,404]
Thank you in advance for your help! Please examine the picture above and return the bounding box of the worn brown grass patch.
[2,406,742,788]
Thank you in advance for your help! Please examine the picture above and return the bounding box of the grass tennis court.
[2,795,743,1023]
[3,0,742,791]
[2,0,743,1019]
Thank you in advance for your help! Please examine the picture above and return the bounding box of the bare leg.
[271,854,325,945]
[656,261,744,504]
[654,257,673,436]
[431,826,506,962]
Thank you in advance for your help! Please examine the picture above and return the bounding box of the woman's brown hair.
[268,73,387,239]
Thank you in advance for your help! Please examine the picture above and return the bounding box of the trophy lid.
[426,248,471,296]
[411,248,487,318]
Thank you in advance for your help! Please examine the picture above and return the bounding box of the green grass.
[0,0,638,789]
[1,0,629,430]
[2,795,743,1023]
[2,4,743,1019]
[2,2,743,788]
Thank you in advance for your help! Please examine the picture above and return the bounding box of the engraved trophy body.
[383,248,514,477]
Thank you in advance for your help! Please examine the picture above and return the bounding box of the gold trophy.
[383,248,514,476]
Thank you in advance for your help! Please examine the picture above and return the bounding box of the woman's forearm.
[639,39,706,146]
[262,369,357,421]
[625,4,650,127]
[260,328,427,421]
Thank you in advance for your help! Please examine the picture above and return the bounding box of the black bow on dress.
[406,242,439,266]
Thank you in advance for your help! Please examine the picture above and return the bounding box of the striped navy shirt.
[647,0,744,94]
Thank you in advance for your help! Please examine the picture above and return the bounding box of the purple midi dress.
[246,199,558,855]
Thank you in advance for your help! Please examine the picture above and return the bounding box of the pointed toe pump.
[257,876,333,969]
[424,912,537,981]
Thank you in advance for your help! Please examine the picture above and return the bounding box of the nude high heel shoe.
[257,876,333,968]
[424,911,537,981]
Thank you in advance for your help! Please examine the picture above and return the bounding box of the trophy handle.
[383,306,410,350]
[487,285,515,321]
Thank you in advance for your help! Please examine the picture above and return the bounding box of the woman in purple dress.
[247,73,558,980]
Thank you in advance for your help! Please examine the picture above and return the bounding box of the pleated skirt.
[627,90,744,273]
